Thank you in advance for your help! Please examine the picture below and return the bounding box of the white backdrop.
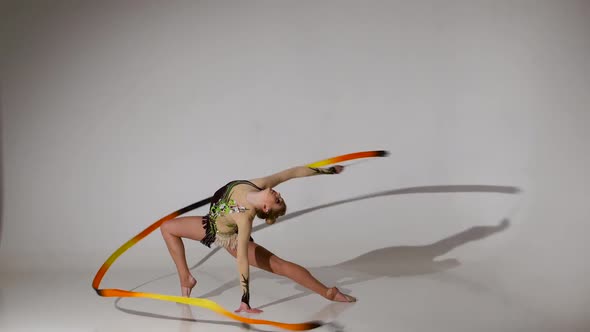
[1,0,589,330]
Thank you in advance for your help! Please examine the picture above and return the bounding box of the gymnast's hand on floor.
[235,302,263,314]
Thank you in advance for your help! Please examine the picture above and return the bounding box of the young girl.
[160,164,356,313]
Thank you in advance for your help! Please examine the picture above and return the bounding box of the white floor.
[1,220,584,332]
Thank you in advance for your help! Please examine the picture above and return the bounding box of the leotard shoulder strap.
[221,180,262,201]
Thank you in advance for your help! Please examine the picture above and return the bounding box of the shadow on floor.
[114,184,519,328]
[201,218,510,309]
[189,184,519,271]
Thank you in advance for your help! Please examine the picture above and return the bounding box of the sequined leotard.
[200,180,262,250]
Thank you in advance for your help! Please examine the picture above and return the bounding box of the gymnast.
[160,164,357,314]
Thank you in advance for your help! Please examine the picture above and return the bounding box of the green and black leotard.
[200,180,261,249]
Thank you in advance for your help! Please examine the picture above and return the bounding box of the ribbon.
[93,150,388,330]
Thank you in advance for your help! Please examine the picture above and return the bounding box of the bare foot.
[234,302,263,314]
[326,287,356,303]
[181,275,197,297]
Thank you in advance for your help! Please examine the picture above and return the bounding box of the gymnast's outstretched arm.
[249,165,344,189]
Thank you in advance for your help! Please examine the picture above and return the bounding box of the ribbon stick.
[93,150,388,330]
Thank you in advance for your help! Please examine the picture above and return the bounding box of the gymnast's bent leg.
[160,216,206,297]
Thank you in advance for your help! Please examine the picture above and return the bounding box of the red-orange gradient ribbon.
[93,150,388,330]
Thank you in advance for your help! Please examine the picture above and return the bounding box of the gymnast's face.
[263,188,286,215]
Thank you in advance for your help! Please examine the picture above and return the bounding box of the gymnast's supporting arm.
[250,165,344,189]
[234,214,262,313]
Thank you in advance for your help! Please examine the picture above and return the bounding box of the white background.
[1,1,589,331]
